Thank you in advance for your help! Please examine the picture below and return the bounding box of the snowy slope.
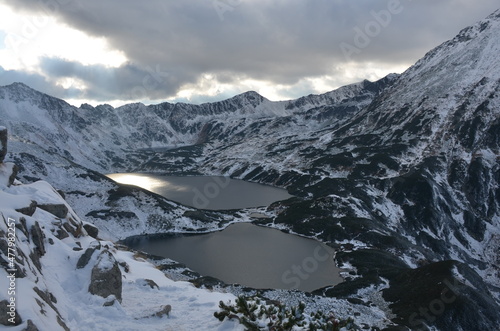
[0,74,396,173]
[0,137,245,331]
[0,131,401,330]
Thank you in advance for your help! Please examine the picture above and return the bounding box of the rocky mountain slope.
[0,127,245,330]
[1,9,499,331]
[0,128,407,331]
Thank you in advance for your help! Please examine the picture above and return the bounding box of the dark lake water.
[106,173,293,210]
[123,222,343,292]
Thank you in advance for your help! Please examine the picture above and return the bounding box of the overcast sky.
[0,0,498,107]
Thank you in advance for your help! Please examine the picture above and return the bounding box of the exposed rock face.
[383,261,500,330]
[83,223,99,239]
[61,217,83,238]
[38,203,68,218]
[15,200,37,217]
[30,222,46,257]
[0,299,22,326]
[0,127,7,163]
[23,320,39,331]
[77,247,97,269]
[0,162,18,187]
[29,222,45,271]
[88,250,122,303]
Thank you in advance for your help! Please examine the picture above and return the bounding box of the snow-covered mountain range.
[1,8,500,331]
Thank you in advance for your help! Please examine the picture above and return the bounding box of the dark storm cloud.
[1,0,499,103]
[38,57,193,102]
[0,65,83,100]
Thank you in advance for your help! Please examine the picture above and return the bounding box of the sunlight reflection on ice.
[106,173,189,193]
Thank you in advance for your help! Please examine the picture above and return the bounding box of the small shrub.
[214,295,355,330]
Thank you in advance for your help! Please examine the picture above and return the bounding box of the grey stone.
[83,223,99,239]
[77,247,96,269]
[0,299,22,326]
[0,162,18,187]
[29,222,46,272]
[38,204,68,219]
[30,222,46,256]
[22,319,39,331]
[152,304,171,318]
[0,127,7,163]
[15,201,37,217]
[88,251,122,302]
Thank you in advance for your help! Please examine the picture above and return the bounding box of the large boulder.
[0,162,18,187]
[83,223,99,239]
[38,204,69,219]
[0,299,22,326]
[88,250,122,303]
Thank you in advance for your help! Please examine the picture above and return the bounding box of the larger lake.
[123,222,343,292]
[106,173,293,210]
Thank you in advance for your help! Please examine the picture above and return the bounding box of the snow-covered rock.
[0,126,7,162]
[88,250,122,303]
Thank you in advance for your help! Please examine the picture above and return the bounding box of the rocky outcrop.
[0,299,22,326]
[77,247,97,269]
[30,222,46,257]
[0,162,17,188]
[15,200,37,217]
[61,216,83,238]
[383,261,500,330]
[83,223,99,239]
[0,128,17,188]
[88,250,122,303]
[76,242,101,269]
[38,204,68,219]
[23,320,39,331]
[0,127,7,163]
[29,222,46,272]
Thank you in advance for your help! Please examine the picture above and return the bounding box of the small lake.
[122,222,343,292]
[106,173,293,210]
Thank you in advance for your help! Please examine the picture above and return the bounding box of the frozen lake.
[106,173,293,210]
[122,222,343,292]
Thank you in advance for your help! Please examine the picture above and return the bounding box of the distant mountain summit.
[0,70,397,171]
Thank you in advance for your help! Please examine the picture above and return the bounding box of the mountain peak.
[1,81,51,101]
[4,81,34,90]
[408,8,500,83]
[220,90,268,109]
[233,90,266,102]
